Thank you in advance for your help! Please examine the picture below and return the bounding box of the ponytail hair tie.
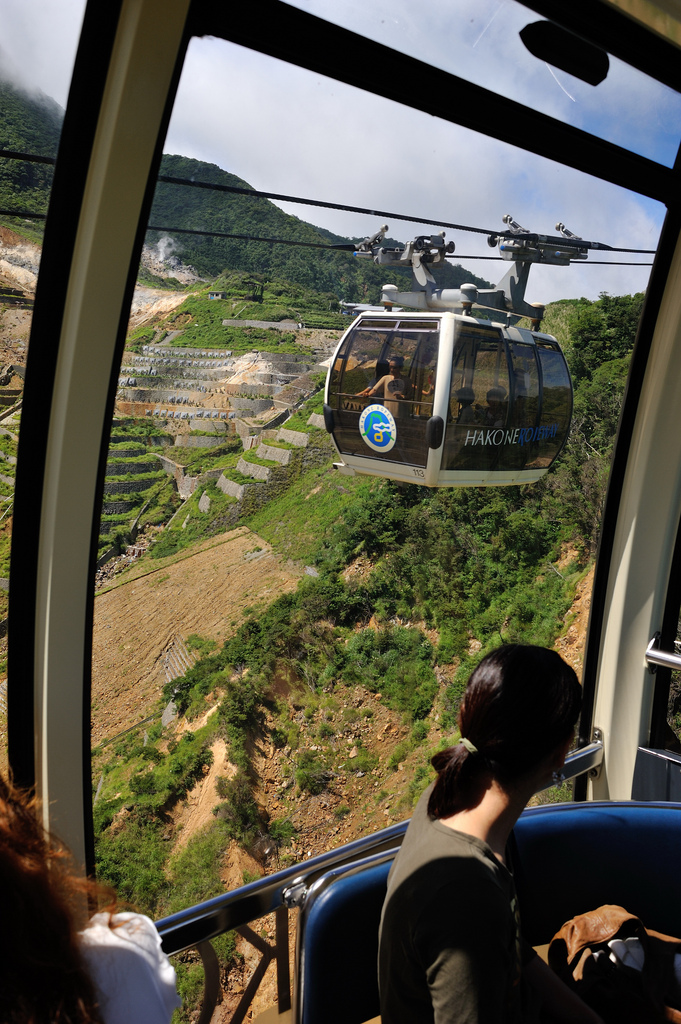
[460,737,478,755]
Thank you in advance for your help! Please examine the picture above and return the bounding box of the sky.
[0,0,677,306]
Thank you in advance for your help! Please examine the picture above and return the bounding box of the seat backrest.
[514,801,681,945]
[295,802,681,1022]
[295,851,395,1024]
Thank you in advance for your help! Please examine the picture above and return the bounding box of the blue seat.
[513,801,681,945]
[295,802,681,1024]
[295,850,396,1024]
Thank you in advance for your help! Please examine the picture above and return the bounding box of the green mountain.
[0,79,61,222]
[0,78,492,301]
[149,154,492,301]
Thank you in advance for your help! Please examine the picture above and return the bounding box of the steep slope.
[91,526,303,745]
[0,79,61,223]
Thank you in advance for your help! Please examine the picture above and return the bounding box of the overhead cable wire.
[156,173,657,254]
[0,203,653,265]
[0,149,658,257]
[146,226,653,265]
[146,224,355,250]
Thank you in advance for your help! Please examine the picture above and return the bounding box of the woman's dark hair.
[0,773,108,1023]
[428,645,581,819]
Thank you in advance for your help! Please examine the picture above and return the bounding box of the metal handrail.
[334,391,435,412]
[646,634,681,672]
[549,740,604,785]
[157,740,603,953]
[156,818,408,956]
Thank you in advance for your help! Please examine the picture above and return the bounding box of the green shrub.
[295,749,332,794]
[340,626,438,720]
[269,817,297,846]
[212,771,264,846]
[95,818,169,915]
[186,634,218,657]
[350,746,378,774]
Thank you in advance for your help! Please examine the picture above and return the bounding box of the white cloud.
[0,0,85,106]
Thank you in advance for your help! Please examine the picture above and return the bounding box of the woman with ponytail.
[378,644,603,1024]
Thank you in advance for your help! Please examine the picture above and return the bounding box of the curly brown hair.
[0,773,110,1023]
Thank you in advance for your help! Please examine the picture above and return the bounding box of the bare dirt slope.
[127,286,195,330]
[91,527,302,745]
[553,563,595,682]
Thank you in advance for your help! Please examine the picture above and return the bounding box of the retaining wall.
[155,451,227,499]
[103,476,161,495]
[107,446,146,458]
[106,459,159,475]
[217,474,247,500]
[175,434,230,448]
[176,467,224,500]
[100,513,131,526]
[102,499,138,515]
[109,432,173,447]
[229,397,274,413]
[237,457,271,482]
[223,381,279,396]
[209,434,334,533]
[257,442,291,466]
[277,427,309,447]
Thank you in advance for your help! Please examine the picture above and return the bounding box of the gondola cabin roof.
[324,310,572,487]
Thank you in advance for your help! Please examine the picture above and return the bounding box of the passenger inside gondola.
[411,337,438,414]
[485,386,508,428]
[378,646,603,1024]
[455,386,478,424]
[0,773,180,1024]
[357,355,413,416]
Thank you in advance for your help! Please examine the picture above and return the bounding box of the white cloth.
[79,912,181,1024]
[607,936,646,972]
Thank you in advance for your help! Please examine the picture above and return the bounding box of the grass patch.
[244,464,361,562]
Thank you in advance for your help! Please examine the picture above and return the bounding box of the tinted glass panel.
[532,345,573,468]
[443,322,509,472]
[328,321,440,466]
[280,0,681,167]
[0,0,87,771]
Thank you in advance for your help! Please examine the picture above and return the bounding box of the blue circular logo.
[359,404,397,453]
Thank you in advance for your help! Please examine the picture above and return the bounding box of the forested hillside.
[149,154,492,300]
[0,80,60,231]
[0,78,492,303]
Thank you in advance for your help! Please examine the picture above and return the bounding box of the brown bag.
[548,905,681,1024]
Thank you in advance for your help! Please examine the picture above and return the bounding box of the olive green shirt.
[378,785,537,1024]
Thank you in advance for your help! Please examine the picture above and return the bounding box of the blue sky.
[1,0,675,305]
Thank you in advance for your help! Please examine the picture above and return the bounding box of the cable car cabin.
[324,312,572,486]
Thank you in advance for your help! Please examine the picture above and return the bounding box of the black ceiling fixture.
[520,20,610,85]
